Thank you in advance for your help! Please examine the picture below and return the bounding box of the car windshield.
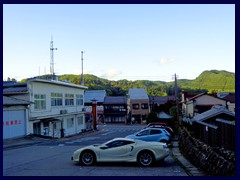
[136,129,149,136]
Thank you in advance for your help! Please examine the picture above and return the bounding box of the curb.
[170,141,206,176]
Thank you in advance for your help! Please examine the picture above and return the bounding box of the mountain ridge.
[20,70,235,96]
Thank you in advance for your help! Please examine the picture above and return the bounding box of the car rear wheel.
[80,151,96,166]
[137,151,154,167]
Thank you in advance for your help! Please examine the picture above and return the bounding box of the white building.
[3,96,31,139]
[3,78,88,138]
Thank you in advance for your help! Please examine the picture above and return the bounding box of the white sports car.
[71,137,169,166]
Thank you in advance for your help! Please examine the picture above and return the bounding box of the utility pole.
[174,73,180,126]
[81,51,85,85]
[50,36,57,80]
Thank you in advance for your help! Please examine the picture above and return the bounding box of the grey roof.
[3,96,32,106]
[84,90,107,103]
[28,78,88,89]
[3,87,28,94]
[103,96,127,105]
[128,88,148,100]
[149,96,175,104]
[193,105,235,122]
[216,118,235,125]
[157,111,173,119]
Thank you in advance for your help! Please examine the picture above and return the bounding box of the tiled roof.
[149,96,175,104]
[3,87,28,94]
[103,96,127,105]
[193,105,235,122]
[3,96,31,106]
[84,90,107,103]
[223,93,235,103]
[128,88,148,100]
[187,93,205,101]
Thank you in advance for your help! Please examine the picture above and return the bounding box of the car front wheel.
[80,151,96,166]
[137,151,154,167]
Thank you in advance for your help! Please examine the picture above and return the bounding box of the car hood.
[125,135,135,139]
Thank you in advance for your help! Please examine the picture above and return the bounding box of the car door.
[99,140,135,162]
[149,129,164,141]
[135,129,151,141]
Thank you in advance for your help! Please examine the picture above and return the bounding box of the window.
[132,104,139,109]
[106,140,134,148]
[65,94,74,106]
[51,93,63,106]
[34,94,46,110]
[150,129,162,135]
[76,94,83,106]
[77,116,83,125]
[141,103,149,109]
[136,129,149,136]
[67,118,74,128]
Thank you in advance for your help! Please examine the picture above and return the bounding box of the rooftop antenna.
[81,51,85,85]
[50,36,57,80]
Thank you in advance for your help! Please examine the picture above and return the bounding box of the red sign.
[3,120,22,126]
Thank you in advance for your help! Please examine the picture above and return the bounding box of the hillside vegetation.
[20,70,235,96]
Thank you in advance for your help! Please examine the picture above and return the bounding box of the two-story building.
[3,78,88,138]
[128,88,150,124]
[103,96,128,124]
[181,92,226,118]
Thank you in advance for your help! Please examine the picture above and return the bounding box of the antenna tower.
[81,51,85,85]
[50,36,57,79]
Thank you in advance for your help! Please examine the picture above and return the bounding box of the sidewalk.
[3,130,206,176]
[170,140,206,176]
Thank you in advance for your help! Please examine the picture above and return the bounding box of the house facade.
[223,93,235,113]
[3,78,88,138]
[182,92,226,118]
[103,96,128,123]
[128,88,150,124]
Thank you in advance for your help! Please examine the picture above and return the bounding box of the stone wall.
[178,127,235,176]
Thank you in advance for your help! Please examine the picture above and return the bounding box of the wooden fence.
[183,118,235,151]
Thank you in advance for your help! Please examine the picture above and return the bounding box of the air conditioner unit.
[60,110,68,114]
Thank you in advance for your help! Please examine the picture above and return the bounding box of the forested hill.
[177,70,235,93]
[21,70,235,96]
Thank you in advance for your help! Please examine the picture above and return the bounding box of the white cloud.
[159,57,173,65]
[101,69,122,79]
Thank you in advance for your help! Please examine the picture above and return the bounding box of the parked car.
[125,128,172,145]
[143,122,174,137]
[72,138,169,167]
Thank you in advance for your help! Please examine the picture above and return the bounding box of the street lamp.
[91,98,98,131]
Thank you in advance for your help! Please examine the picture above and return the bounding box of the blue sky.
[3,4,235,82]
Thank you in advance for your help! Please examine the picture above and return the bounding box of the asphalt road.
[3,124,189,176]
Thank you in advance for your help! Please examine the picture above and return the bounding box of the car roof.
[143,127,165,131]
[148,122,166,125]
[111,137,135,141]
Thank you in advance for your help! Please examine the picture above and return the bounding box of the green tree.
[146,112,158,124]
